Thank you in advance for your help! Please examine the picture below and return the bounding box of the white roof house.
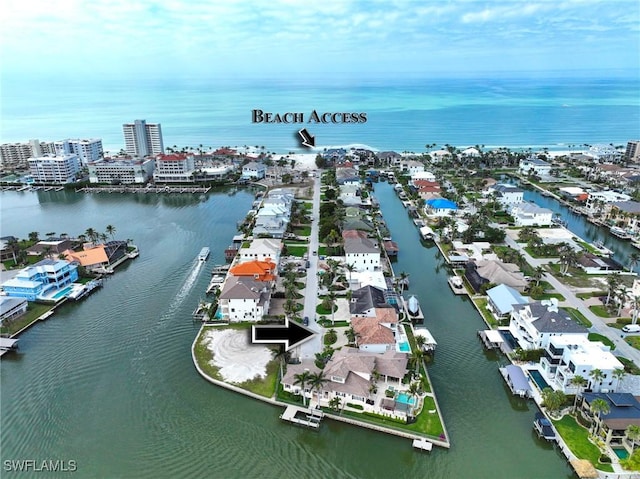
[510,202,553,227]
[238,238,282,264]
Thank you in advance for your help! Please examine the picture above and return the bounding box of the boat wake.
[169,260,203,313]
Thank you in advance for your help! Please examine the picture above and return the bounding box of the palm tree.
[559,245,578,275]
[273,345,289,383]
[589,368,605,392]
[293,371,312,406]
[397,271,409,295]
[616,286,630,316]
[344,263,356,286]
[415,334,426,351]
[327,291,337,325]
[42,245,53,259]
[28,231,40,242]
[589,398,610,435]
[532,266,546,286]
[569,375,587,413]
[605,273,622,306]
[105,224,116,240]
[625,425,640,454]
[408,381,420,415]
[345,327,357,346]
[628,252,640,272]
[6,237,19,264]
[613,367,626,388]
[85,228,97,243]
[329,396,341,412]
[308,371,328,409]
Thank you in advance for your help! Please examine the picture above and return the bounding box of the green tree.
[589,368,605,392]
[329,396,341,412]
[105,224,116,239]
[628,252,640,272]
[626,425,640,455]
[569,375,587,413]
[408,381,420,415]
[589,398,610,435]
[293,371,312,406]
[541,387,566,416]
[308,371,329,409]
[397,271,409,295]
[605,273,622,306]
[28,231,40,242]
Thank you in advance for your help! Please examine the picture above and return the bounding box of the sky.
[1,0,639,81]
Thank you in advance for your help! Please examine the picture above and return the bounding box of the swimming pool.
[51,286,73,299]
[397,341,410,352]
[396,392,415,406]
[528,370,551,391]
[613,448,629,460]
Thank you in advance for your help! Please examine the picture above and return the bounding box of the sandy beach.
[203,328,273,383]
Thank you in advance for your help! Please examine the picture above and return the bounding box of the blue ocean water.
[1,76,638,153]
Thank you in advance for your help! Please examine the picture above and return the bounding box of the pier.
[412,438,433,452]
[77,186,211,194]
[279,405,323,429]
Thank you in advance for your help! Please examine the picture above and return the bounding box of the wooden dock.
[280,405,323,429]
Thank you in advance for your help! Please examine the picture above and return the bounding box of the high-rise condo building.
[625,141,640,162]
[123,120,164,157]
[28,154,80,183]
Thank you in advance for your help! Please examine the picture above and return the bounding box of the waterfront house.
[242,161,266,179]
[238,238,282,264]
[352,308,399,353]
[153,153,196,183]
[510,203,553,227]
[229,259,276,282]
[383,240,399,257]
[26,239,74,257]
[578,392,640,450]
[487,183,524,207]
[608,201,640,234]
[576,253,624,274]
[61,241,127,271]
[410,171,436,182]
[377,151,401,165]
[519,157,552,177]
[343,233,380,272]
[401,160,425,176]
[584,191,631,217]
[424,198,457,217]
[464,260,528,293]
[1,259,78,301]
[339,184,361,205]
[336,167,360,185]
[349,271,388,291]
[507,300,588,351]
[0,297,28,325]
[218,276,270,322]
[486,284,529,319]
[349,285,393,316]
[539,335,623,394]
[0,236,18,262]
[342,217,375,233]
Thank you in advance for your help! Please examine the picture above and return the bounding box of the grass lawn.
[617,356,640,375]
[285,244,308,257]
[576,291,606,300]
[317,319,349,327]
[625,336,640,351]
[564,308,593,328]
[589,305,616,318]
[0,303,54,336]
[316,304,338,315]
[193,323,278,397]
[293,226,311,236]
[588,333,614,350]
[546,264,608,288]
[553,415,614,473]
[472,297,499,327]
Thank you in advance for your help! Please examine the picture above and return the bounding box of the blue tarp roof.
[425,198,457,210]
[487,284,529,316]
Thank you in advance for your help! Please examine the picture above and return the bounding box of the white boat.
[198,247,210,261]
[591,241,613,256]
[407,295,420,316]
[609,226,631,240]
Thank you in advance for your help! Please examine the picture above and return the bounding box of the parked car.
[622,324,640,333]
[303,316,309,326]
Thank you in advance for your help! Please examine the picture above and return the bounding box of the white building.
[0,142,34,169]
[510,202,553,226]
[238,238,282,264]
[88,158,154,184]
[539,335,623,393]
[519,158,552,177]
[218,276,270,322]
[242,162,266,179]
[508,300,588,350]
[28,154,80,183]
[123,120,164,157]
[344,235,380,272]
[401,160,425,176]
[585,190,632,216]
[411,171,436,182]
[488,184,524,206]
[153,154,195,182]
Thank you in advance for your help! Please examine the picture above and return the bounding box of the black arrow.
[298,128,315,148]
[251,318,315,351]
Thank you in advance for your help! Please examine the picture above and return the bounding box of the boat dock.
[206,275,225,294]
[447,276,466,294]
[77,186,211,194]
[412,438,433,452]
[280,405,323,429]
[402,295,424,321]
[478,329,505,351]
[0,337,19,358]
[210,264,230,275]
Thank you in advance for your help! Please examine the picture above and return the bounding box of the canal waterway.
[0,188,575,478]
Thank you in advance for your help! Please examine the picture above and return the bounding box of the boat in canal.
[198,247,210,261]
[609,226,631,240]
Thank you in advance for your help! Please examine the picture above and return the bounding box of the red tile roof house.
[352,308,399,353]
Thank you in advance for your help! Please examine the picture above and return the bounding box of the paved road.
[298,174,323,359]
[503,235,640,365]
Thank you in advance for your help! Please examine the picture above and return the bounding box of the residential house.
[488,184,524,207]
[238,238,282,264]
[519,158,552,177]
[410,171,436,182]
[486,284,529,319]
[579,393,640,450]
[0,297,28,325]
[336,167,360,185]
[585,191,632,217]
[577,253,624,275]
[539,335,623,394]
[377,151,401,164]
[424,198,457,217]
[62,241,127,271]
[1,259,79,301]
[508,300,588,351]
[218,276,271,322]
[0,236,18,262]
[465,260,528,293]
[229,259,276,282]
[342,217,375,233]
[352,308,399,353]
[412,180,441,200]
[510,203,553,227]
[343,232,380,272]
[401,160,425,176]
[242,161,266,179]
[609,201,640,234]
[350,285,392,316]
[339,184,361,205]
[26,239,74,257]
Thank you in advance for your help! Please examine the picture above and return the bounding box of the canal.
[0,188,575,478]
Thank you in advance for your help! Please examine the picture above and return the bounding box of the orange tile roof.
[62,246,108,267]
[229,259,276,281]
